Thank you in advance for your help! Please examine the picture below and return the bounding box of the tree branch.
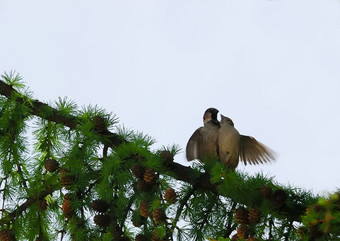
[0,79,307,223]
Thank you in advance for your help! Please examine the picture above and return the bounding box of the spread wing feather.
[186,127,203,161]
[239,135,276,165]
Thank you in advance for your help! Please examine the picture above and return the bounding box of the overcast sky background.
[1,0,340,195]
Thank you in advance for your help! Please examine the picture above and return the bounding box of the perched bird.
[186,108,220,162]
[186,108,275,169]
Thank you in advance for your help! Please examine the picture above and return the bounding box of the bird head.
[203,108,219,124]
[220,114,234,126]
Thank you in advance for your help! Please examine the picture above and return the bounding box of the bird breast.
[218,123,241,169]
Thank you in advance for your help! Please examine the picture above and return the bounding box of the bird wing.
[186,127,203,161]
[239,135,276,165]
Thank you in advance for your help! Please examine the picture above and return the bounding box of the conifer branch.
[0,79,308,225]
[0,185,56,225]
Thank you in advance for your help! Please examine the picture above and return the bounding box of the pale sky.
[1,0,340,195]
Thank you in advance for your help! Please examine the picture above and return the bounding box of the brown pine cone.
[153,208,166,223]
[259,186,273,199]
[271,189,288,207]
[0,230,15,241]
[160,150,174,166]
[44,159,59,172]
[164,188,177,204]
[62,199,73,218]
[91,199,110,213]
[248,208,261,225]
[93,115,107,133]
[137,179,153,192]
[38,198,48,211]
[94,214,111,228]
[135,234,148,241]
[139,200,150,217]
[237,224,250,239]
[60,168,74,188]
[235,207,249,224]
[131,164,145,179]
[144,168,157,184]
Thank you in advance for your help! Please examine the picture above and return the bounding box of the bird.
[186,108,220,162]
[186,108,275,169]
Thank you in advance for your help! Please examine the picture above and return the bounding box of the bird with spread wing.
[186,108,275,169]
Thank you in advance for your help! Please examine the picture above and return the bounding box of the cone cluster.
[259,186,288,207]
[233,207,261,240]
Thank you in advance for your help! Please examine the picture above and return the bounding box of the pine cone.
[153,208,166,223]
[160,150,174,166]
[131,164,145,179]
[237,224,250,239]
[271,189,288,206]
[44,158,59,172]
[94,214,111,228]
[164,188,177,204]
[259,186,273,199]
[144,168,157,184]
[38,198,48,211]
[93,115,107,133]
[91,199,110,213]
[0,230,15,241]
[60,168,74,188]
[139,200,150,217]
[137,179,153,192]
[235,207,249,224]
[248,208,261,225]
[62,194,73,218]
[135,234,148,241]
